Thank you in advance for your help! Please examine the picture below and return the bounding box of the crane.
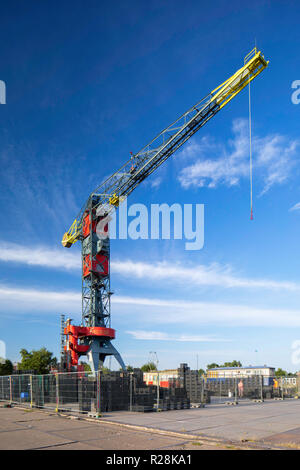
[62,47,268,373]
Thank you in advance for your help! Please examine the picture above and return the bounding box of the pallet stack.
[177,363,204,404]
[100,372,130,412]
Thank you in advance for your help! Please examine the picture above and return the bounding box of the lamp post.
[150,351,159,411]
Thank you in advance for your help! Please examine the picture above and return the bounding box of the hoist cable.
[248,78,253,220]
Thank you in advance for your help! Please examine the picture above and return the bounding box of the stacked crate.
[78,376,95,412]
[178,364,203,404]
[132,385,155,412]
[100,372,130,412]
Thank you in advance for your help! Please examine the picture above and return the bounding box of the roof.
[208,366,274,371]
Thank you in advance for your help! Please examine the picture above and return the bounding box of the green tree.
[119,365,134,372]
[141,362,157,372]
[0,359,13,376]
[19,348,57,374]
[207,363,219,370]
[80,362,91,372]
[222,361,242,368]
[198,369,205,376]
[275,368,288,377]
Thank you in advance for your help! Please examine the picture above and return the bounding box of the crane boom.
[62,47,268,248]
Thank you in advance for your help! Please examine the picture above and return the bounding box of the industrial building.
[207,366,275,379]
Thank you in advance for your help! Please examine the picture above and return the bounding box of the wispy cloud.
[112,259,300,291]
[177,118,299,194]
[126,330,230,342]
[0,284,300,327]
[289,202,300,212]
[0,284,81,314]
[0,241,80,270]
[0,241,299,292]
[115,295,300,328]
[0,138,82,239]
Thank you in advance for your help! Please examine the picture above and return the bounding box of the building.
[143,369,179,388]
[206,366,275,379]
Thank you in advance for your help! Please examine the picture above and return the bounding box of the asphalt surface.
[100,398,300,447]
[0,406,232,450]
[1,399,300,450]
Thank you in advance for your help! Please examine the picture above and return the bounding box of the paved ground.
[100,399,300,448]
[0,406,236,450]
[1,399,300,450]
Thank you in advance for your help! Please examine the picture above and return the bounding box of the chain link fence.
[0,371,299,413]
[0,369,190,414]
[205,374,300,404]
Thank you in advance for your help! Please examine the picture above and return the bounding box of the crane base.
[87,338,126,373]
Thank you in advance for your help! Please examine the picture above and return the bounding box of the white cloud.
[289,202,300,212]
[126,330,230,342]
[0,284,81,314]
[0,241,299,292]
[112,259,300,291]
[0,284,300,328]
[115,295,300,328]
[178,118,299,194]
[0,241,80,270]
[150,176,163,189]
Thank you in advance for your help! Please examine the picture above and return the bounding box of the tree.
[141,362,157,372]
[119,365,134,372]
[275,368,288,377]
[19,348,57,374]
[198,369,205,376]
[0,359,13,376]
[207,363,219,370]
[80,362,91,372]
[222,361,242,368]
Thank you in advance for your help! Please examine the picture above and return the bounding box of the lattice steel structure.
[62,48,269,373]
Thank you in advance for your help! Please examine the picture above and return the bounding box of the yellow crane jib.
[211,48,268,110]
[109,193,120,207]
[62,219,81,248]
[61,48,269,250]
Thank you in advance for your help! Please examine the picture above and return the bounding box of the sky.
[0,0,300,372]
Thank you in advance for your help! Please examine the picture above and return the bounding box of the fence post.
[30,375,33,408]
[157,371,160,411]
[129,373,133,411]
[96,370,101,417]
[55,373,59,412]
[234,377,238,404]
[42,375,44,408]
[200,377,204,405]
[9,375,12,403]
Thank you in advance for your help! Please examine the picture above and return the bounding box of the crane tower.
[62,48,268,373]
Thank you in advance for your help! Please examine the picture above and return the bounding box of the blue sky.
[1,0,300,371]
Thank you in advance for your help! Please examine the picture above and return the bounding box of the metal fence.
[205,374,299,404]
[0,370,190,414]
[0,371,298,413]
